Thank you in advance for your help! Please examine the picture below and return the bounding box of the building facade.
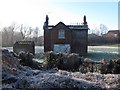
[43,15,89,56]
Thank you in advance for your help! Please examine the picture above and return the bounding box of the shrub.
[113,58,120,74]
[18,51,42,69]
[43,51,82,71]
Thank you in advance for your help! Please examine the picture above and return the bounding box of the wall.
[71,30,88,55]
[44,22,88,56]
[44,29,51,52]
[13,41,35,55]
[51,23,72,51]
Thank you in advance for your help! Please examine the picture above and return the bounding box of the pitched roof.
[48,22,89,30]
[108,30,120,34]
[67,25,88,30]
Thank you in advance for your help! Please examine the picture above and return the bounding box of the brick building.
[106,30,119,37]
[43,15,89,56]
[102,30,120,44]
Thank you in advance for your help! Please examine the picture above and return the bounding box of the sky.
[0,0,119,36]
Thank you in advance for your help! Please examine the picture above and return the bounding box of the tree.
[0,31,1,47]
[8,23,19,45]
[2,22,41,46]
[95,27,100,36]
[13,31,23,43]
[19,24,33,40]
[33,27,39,43]
[2,23,18,46]
[100,24,108,35]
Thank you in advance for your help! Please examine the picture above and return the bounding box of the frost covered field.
[2,46,120,89]
[2,45,119,61]
[88,46,119,61]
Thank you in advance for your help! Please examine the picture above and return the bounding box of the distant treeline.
[1,23,119,47]
[88,33,119,46]
[2,33,119,47]
[1,23,44,47]
[2,30,44,47]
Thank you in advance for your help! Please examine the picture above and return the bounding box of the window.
[54,44,70,53]
[58,29,65,39]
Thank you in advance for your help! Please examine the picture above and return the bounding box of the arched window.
[58,29,65,39]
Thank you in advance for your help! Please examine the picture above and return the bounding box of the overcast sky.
[0,0,119,35]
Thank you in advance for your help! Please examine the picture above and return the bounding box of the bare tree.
[2,27,8,46]
[13,31,23,43]
[2,23,18,46]
[94,27,100,36]
[2,23,41,46]
[8,23,18,45]
[100,24,108,35]
[19,24,33,40]
[33,27,39,43]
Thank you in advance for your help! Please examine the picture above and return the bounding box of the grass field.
[87,46,119,61]
[104,44,120,47]
[2,45,119,61]
[34,46,119,61]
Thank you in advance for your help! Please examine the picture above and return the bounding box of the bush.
[43,51,82,71]
[113,58,120,74]
[43,51,58,69]
[99,58,120,74]
[18,51,42,69]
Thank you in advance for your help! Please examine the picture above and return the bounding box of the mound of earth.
[1,49,120,89]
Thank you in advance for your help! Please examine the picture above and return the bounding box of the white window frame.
[58,29,65,39]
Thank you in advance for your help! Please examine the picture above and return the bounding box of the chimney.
[83,15,87,25]
[43,15,49,30]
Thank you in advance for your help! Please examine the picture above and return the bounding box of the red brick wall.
[71,30,88,55]
[50,23,72,51]
[44,22,88,56]
[44,29,51,52]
